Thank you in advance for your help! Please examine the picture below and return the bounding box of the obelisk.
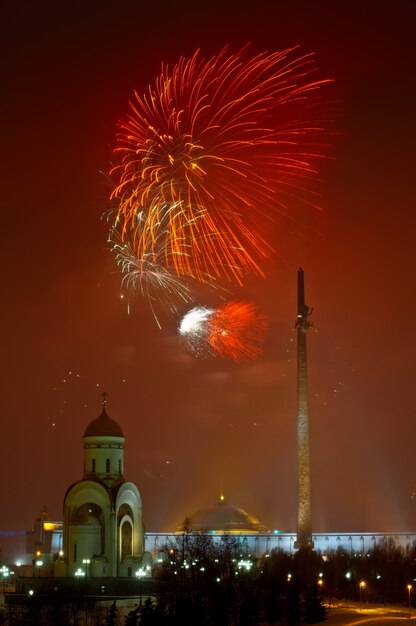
[295,268,314,549]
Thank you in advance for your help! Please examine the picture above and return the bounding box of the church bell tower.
[83,392,125,485]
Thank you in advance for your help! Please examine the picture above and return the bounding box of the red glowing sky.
[1,1,416,558]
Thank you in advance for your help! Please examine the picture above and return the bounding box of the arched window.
[92,459,96,473]
[106,458,110,473]
[121,521,132,560]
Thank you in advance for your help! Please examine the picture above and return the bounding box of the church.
[53,394,149,578]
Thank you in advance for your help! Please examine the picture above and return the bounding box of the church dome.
[84,407,124,438]
[189,498,265,533]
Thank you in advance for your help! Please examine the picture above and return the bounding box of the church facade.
[55,399,147,578]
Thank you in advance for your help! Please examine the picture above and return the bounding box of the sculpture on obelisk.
[295,268,314,549]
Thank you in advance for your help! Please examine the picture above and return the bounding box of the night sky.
[1,1,416,560]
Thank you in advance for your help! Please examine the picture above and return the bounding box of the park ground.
[323,601,415,626]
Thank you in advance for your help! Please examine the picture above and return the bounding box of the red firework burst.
[207,301,268,362]
[111,46,334,285]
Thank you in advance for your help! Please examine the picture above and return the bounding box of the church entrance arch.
[70,502,104,558]
[118,503,134,560]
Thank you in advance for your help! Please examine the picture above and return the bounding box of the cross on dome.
[101,391,109,407]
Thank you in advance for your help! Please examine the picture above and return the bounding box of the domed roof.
[84,407,124,438]
[189,498,264,533]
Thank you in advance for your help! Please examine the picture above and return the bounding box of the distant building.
[188,495,265,534]
[25,506,62,572]
[146,495,416,558]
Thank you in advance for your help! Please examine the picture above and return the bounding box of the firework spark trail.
[108,204,230,327]
[108,210,196,328]
[110,46,334,285]
[179,306,215,358]
[179,301,268,362]
[207,300,268,362]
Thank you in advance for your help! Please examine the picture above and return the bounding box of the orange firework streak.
[111,46,333,284]
[207,301,268,363]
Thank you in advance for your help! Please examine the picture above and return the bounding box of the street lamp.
[317,577,324,601]
[407,584,412,618]
[135,568,145,606]
[359,581,366,611]
[1,566,9,594]
[82,558,90,578]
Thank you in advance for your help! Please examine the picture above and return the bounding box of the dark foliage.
[4,536,414,625]
[303,585,328,623]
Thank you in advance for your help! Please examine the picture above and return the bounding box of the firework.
[108,208,196,327]
[108,204,229,327]
[110,46,333,285]
[179,301,267,362]
[179,306,215,358]
[208,300,268,362]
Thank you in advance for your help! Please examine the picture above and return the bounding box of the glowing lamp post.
[135,568,145,606]
[33,551,43,577]
[1,566,9,594]
[407,584,412,618]
[359,581,366,611]
[82,558,90,578]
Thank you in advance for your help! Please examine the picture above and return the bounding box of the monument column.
[295,268,314,549]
